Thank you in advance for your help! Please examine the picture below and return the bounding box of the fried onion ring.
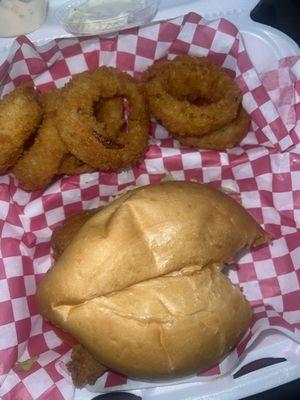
[0,83,42,174]
[143,56,242,137]
[59,94,127,176]
[58,154,96,176]
[56,67,149,170]
[12,116,66,190]
[12,88,67,190]
[174,107,250,150]
[59,93,126,177]
[94,96,125,140]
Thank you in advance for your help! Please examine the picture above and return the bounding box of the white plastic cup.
[0,0,48,38]
[56,0,160,36]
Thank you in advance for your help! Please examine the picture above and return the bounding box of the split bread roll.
[37,181,270,378]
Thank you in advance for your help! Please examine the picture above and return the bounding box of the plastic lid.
[56,0,159,36]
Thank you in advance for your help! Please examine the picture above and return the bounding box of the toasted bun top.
[37,181,268,311]
[36,181,269,378]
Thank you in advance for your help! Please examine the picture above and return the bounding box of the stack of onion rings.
[58,95,126,176]
[12,88,68,189]
[9,67,149,190]
[1,56,251,190]
[142,56,250,149]
[56,67,149,171]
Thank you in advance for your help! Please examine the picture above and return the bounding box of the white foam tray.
[75,332,300,400]
[0,1,299,399]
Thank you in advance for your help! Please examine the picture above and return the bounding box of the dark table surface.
[250,0,300,45]
[242,378,300,400]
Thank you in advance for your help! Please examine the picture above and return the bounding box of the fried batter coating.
[143,56,242,137]
[39,89,62,114]
[12,88,67,190]
[51,209,106,387]
[4,68,148,188]
[95,96,125,140]
[58,154,96,176]
[67,344,107,388]
[0,83,42,173]
[59,96,125,176]
[175,107,250,150]
[56,67,149,170]
[51,208,100,260]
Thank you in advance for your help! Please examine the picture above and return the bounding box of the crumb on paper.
[161,173,175,182]
[15,356,38,372]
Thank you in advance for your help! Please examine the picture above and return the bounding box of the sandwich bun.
[36,181,270,378]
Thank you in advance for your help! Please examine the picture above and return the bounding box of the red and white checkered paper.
[0,12,300,400]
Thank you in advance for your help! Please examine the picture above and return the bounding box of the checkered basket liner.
[0,12,300,400]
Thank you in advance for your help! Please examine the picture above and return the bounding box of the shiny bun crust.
[36,181,269,378]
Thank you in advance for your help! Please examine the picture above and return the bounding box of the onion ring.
[143,56,242,137]
[59,94,127,176]
[0,83,42,174]
[58,154,95,176]
[174,107,250,150]
[56,67,149,171]
[59,94,125,176]
[94,96,125,140]
[12,116,66,190]
[12,88,67,190]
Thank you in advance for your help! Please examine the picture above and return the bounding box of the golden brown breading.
[12,88,67,190]
[143,56,242,137]
[58,154,96,176]
[51,208,106,387]
[174,107,250,150]
[51,209,100,260]
[95,96,125,140]
[56,67,149,170]
[67,344,107,388]
[0,83,42,174]
[12,115,66,190]
[59,97,125,176]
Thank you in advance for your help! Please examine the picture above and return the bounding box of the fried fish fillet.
[51,207,106,387]
[67,344,107,388]
[51,208,100,260]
